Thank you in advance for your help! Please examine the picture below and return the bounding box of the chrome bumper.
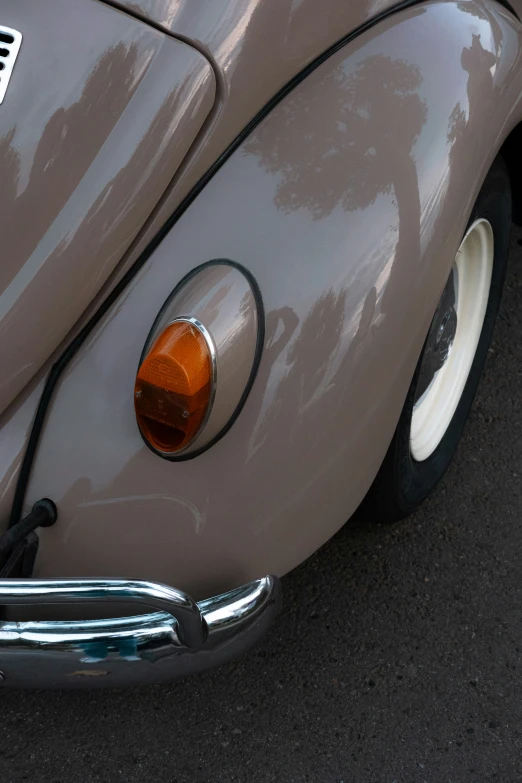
[0,575,281,688]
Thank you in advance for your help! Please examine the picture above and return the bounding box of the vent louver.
[0,26,22,105]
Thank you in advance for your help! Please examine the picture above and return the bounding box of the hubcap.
[414,268,458,405]
[410,218,494,462]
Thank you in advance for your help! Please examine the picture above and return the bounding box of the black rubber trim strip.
[136,259,265,461]
[497,0,520,19]
[9,0,514,525]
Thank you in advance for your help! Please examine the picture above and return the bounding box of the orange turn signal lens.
[134,320,214,455]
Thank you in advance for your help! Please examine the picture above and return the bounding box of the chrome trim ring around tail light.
[0,575,281,688]
[135,261,263,460]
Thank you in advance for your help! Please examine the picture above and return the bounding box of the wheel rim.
[410,218,494,462]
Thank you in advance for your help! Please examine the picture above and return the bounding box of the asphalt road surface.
[1,230,522,783]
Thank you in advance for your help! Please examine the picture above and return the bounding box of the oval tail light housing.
[135,262,263,459]
[134,319,216,455]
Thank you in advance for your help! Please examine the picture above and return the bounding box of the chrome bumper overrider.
[0,575,281,688]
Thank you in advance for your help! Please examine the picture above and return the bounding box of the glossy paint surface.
[102,0,404,271]
[0,0,215,415]
[15,2,522,602]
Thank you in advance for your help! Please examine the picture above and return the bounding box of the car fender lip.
[0,574,282,688]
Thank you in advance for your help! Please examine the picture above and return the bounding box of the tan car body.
[0,0,216,416]
[1,0,522,677]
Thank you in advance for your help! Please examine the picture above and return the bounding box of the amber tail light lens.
[134,319,214,455]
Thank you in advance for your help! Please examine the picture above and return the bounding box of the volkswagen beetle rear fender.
[15,1,522,600]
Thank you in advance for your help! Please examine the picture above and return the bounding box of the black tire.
[361,155,511,523]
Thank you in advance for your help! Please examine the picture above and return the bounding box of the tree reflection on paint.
[245,54,427,268]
